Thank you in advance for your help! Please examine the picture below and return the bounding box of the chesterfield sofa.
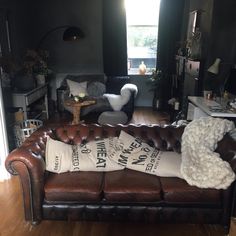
[5,123,236,231]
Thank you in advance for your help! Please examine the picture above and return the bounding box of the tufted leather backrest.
[50,124,184,152]
[21,123,236,172]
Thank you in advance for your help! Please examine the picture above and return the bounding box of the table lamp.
[207,58,221,75]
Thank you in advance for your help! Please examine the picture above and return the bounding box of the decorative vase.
[35,74,45,86]
[139,61,146,75]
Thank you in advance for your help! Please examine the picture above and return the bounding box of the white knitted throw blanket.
[181,117,236,189]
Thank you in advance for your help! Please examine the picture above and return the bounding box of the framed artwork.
[187,10,198,39]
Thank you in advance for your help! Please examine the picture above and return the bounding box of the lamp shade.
[207,58,221,75]
[37,25,84,49]
[63,27,84,41]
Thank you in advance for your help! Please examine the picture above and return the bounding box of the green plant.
[23,49,50,75]
[147,69,167,110]
[0,49,50,76]
[147,69,164,96]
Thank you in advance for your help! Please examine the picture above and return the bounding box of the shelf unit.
[11,84,49,120]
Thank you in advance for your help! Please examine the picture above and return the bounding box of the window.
[125,0,161,75]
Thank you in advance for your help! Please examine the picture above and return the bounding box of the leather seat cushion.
[160,177,221,204]
[44,172,103,202]
[104,169,162,202]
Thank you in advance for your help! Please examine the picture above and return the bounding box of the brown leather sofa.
[5,124,236,231]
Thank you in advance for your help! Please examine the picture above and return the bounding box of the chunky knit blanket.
[181,117,236,189]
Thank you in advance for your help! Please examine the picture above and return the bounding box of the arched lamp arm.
[37,25,85,49]
[37,25,70,49]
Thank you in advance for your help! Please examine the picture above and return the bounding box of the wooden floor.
[129,107,170,125]
[0,107,230,236]
[46,107,171,126]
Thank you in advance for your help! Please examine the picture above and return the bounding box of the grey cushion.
[98,111,128,125]
[87,82,106,97]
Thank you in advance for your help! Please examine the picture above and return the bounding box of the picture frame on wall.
[187,10,198,39]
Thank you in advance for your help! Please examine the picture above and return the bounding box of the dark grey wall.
[23,0,103,74]
[208,0,236,87]
[210,0,236,63]
[0,0,29,57]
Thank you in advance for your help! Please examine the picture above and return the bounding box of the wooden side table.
[64,99,96,124]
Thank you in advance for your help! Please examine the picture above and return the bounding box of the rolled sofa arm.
[5,127,52,224]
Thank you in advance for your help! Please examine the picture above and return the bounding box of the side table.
[64,99,96,124]
[11,84,49,120]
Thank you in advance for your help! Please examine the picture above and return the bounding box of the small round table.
[64,99,96,125]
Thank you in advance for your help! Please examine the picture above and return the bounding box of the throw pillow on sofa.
[109,131,183,178]
[46,131,183,179]
[87,81,106,97]
[67,79,88,97]
[46,137,124,173]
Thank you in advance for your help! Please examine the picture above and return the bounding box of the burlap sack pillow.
[45,137,73,173]
[109,131,183,178]
[70,138,124,172]
[46,137,124,174]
